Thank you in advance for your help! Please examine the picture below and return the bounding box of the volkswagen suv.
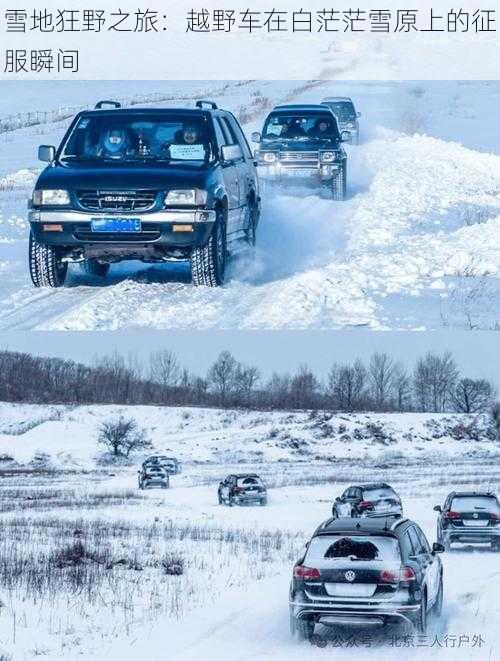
[28,100,260,288]
[435,491,500,551]
[289,517,444,642]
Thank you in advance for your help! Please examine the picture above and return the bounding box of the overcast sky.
[1,331,498,387]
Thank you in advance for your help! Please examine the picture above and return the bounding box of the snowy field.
[0,402,498,660]
[0,79,499,330]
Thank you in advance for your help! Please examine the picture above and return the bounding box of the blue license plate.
[91,218,141,233]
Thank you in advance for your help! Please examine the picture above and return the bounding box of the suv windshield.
[323,101,356,122]
[451,496,499,512]
[60,113,215,165]
[262,112,340,142]
[306,535,400,565]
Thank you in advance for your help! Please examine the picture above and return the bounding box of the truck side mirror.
[433,505,442,513]
[251,131,261,143]
[38,145,56,162]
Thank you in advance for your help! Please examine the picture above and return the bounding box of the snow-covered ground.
[0,80,499,330]
[0,401,498,660]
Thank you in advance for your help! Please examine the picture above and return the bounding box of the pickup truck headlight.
[320,151,336,163]
[261,152,278,164]
[32,189,70,206]
[165,189,208,206]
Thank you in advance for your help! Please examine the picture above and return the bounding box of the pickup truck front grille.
[76,190,158,212]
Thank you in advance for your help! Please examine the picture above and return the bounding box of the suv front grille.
[280,151,318,162]
[76,190,158,212]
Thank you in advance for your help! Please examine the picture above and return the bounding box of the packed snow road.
[0,80,499,330]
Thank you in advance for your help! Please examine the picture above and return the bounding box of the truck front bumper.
[29,208,216,258]
[258,163,342,183]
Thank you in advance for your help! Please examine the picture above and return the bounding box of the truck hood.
[36,162,210,190]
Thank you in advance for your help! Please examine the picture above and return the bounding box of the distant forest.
[0,348,498,419]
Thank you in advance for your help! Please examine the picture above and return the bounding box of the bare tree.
[368,352,396,410]
[451,378,496,413]
[98,416,152,457]
[234,363,260,404]
[290,364,320,409]
[492,403,500,439]
[413,352,459,412]
[392,363,412,411]
[149,350,181,389]
[328,359,367,411]
[207,351,238,404]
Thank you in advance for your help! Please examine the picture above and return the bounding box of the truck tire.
[331,164,347,201]
[245,199,259,248]
[29,231,67,288]
[191,212,226,287]
[81,259,110,277]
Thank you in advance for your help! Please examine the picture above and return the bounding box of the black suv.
[28,100,260,288]
[289,517,444,641]
[332,483,403,519]
[434,491,500,551]
[321,97,361,145]
[218,473,267,506]
[252,104,348,200]
[138,465,169,489]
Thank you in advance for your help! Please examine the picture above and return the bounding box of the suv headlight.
[261,152,278,164]
[33,189,70,206]
[165,189,207,206]
[320,151,336,163]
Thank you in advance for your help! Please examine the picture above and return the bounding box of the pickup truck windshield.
[262,112,340,141]
[60,113,215,164]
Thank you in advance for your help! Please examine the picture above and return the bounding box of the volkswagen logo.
[344,570,356,582]
[473,513,479,519]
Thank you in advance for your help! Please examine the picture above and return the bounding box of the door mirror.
[432,542,445,554]
[221,144,243,163]
[251,131,261,143]
[335,496,341,502]
[433,505,442,513]
[356,112,361,118]
[340,131,351,143]
[38,145,56,162]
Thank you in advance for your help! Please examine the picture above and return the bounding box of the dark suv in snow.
[321,97,361,145]
[252,104,348,200]
[332,483,403,519]
[434,491,500,551]
[28,100,260,288]
[218,473,268,506]
[289,517,444,641]
[138,465,170,489]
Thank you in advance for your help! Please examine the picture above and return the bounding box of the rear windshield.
[305,535,400,565]
[363,487,396,501]
[451,496,499,512]
[237,476,262,487]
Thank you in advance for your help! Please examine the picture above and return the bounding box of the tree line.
[0,348,496,416]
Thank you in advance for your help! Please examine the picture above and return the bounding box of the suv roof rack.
[94,100,122,110]
[196,100,218,110]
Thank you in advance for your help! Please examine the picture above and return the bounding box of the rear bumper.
[29,208,216,255]
[443,526,500,544]
[291,600,420,626]
[233,492,266,502]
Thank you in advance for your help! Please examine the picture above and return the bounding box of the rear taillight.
[293,565,321,580]
[490,512,499,520]
[233,487,243,493]
[380,569,398,583]
[444,511,461,519]
[359,500,374,510]
[401,566,416,582]
[380,566,416,583]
